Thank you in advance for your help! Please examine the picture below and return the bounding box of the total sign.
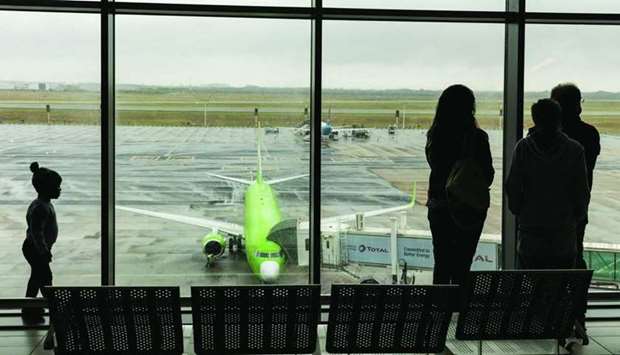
[346,234,497,270]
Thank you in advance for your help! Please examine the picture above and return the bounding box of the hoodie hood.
[524,127,570,161]
[562,113,582,128]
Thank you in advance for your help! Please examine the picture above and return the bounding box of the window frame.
[1,0,620,299]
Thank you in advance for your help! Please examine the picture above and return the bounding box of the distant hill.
[2,81,620,100]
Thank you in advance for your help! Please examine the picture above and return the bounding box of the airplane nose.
[260,261,280,283]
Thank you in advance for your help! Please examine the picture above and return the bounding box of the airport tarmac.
[0,124,619,297]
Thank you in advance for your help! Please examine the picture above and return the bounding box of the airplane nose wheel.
[229,237,242,255]
[229,238,236,254]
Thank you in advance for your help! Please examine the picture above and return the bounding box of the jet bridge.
[296,220,499,271]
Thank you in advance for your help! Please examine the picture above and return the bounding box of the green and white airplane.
[117,128,415,283]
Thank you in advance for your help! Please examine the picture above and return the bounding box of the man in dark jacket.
[506,99,590,269]
[551,83,600,339]
[551,83,601,270]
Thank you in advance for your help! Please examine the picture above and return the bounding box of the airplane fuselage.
[244,178,286,282]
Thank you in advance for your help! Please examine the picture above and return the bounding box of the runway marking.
[130,155,195,161]
[374,145,406,157]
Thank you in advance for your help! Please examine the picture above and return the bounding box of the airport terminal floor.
[2,323,620,355]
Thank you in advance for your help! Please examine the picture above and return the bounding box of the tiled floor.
[0,330,48,355]
[2,322,619,355]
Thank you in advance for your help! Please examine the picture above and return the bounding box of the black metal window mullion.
[0,0,100,13]
[310,0,322,286]
[3,1,620,21]
[101,0,115,286]
[502,0,525,270]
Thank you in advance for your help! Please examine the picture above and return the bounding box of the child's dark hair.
[30,162,62,196]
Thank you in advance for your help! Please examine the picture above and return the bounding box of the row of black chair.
[43,270,592,355]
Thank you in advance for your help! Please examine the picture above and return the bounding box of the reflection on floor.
[4,322,620,355]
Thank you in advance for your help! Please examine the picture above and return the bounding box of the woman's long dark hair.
[426,84,477,152]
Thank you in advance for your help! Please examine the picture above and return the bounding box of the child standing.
[21,162,62,322]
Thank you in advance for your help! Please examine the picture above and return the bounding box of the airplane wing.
[320,203,413,227]
[116,206,244,236]
[205,172,252,185]
[333,127,369,133]
[299,182,417,229]
[266,174,309,185]
[298,202,413,230]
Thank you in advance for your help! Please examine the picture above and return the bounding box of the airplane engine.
[201,232,227,257]
[321,122,333,136]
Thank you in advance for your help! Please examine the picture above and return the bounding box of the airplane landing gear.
[229,237,244,255]
[229,238,236,254]
[205,255,216,268]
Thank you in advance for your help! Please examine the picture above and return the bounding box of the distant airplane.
[294,119,370,142]
[117,127,413,283]
[294,120,336,142]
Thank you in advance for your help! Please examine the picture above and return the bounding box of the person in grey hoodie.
[506,99,590,269]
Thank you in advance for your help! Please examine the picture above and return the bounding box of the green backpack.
[445,130,490,216]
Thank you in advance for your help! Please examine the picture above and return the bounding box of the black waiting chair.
[44,286,183,355]
[455,270,593,354]
[191,285,321,354]
[326,284,458,354]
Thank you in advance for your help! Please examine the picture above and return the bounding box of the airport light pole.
[46,104,51,125]
[203,101,207,127]
[254,107,259,127]
[390,217,399,284]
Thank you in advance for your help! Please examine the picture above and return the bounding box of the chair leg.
[43,325,55,350]
[312,337,321,355]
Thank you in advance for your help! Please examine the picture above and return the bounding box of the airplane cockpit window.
[256,251,284,258]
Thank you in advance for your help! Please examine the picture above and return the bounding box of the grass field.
[1,89,620,134]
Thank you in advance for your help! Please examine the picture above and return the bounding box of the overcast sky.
[1,1,620,92]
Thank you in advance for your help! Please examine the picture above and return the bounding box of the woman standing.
[426,85,494,285]
[21,162,62,322]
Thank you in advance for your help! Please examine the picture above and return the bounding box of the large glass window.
[5,0,620,298]
[115,16,311,294]
[320,21,504,288]
[0,12,101,297]
[526,25,620,282]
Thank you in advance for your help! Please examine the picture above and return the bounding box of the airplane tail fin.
[256,121,263,183]
[207,120,307,186]
[408,181,417,207]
